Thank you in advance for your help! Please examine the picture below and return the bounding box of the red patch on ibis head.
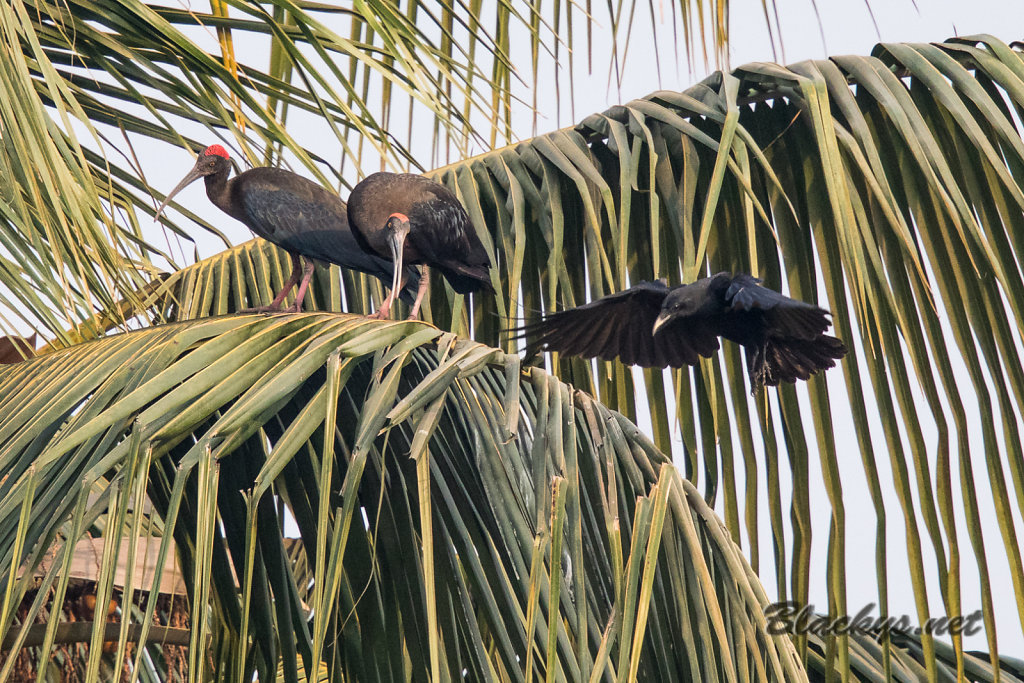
[387,212,409,223]
[204,144,229,159]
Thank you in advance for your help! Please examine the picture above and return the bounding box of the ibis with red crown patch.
[347,172,492,320]
[155,145,419,313]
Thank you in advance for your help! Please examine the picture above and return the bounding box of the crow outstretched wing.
[514,273,847,388]
[513,281,718,367]
[725,274,833,341]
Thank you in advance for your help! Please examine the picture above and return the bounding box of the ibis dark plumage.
[155,145,419,313]
[516,273,847,391]
[347,172,492,319]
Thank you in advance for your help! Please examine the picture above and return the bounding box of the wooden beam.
[1,622,191,650]
[25,537,186,596]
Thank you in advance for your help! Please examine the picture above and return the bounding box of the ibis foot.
[239,304,286,314]
[157,148,425,317]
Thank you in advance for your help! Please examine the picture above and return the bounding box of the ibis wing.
[239,174,420,302]
[237,170,344,240]
[725,274,832,340]
[513,282,707,368]
[408,192,492,294]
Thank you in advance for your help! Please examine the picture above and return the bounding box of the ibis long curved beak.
[154,159,207,222]
[652,311,672,336]
[386,220,410,298]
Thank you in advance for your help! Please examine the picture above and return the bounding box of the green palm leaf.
[3,0,744,342]
[6,0,1024,674]
[144,35,1024,676]
[421,41,1024,674]
[0,315,799,681]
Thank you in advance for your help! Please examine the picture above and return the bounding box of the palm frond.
[151,36,1024,672]
[0,315,798,680]
[3,0,750,340]
[805,629,1020,682]
[423,39,1024,673]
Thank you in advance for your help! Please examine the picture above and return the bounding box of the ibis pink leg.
[372,290,396,320]
[242,254,302,313]
[407,265,430,320]
[284,259,317,313]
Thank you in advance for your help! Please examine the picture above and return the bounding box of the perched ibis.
[347,172,492,320]
[515,273,847,392]
[155,145,419,313]
[0,334,36,365]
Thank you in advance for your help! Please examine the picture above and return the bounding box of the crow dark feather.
[513,272,847,391]
[516,281,673,367]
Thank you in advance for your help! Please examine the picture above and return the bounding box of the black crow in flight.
[514,272,847,392]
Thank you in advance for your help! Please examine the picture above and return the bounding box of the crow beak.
[652,311,671,336]
[154,157,208,222]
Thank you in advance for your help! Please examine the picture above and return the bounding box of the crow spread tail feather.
[746,335,848,393]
